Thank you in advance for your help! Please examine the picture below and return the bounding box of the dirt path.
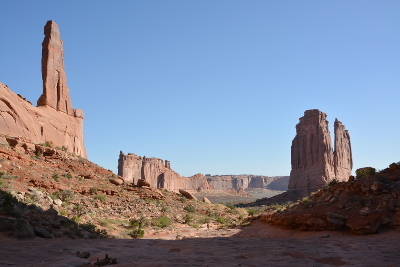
[1,221,399,267]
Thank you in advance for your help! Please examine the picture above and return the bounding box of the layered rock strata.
[0,21,86,157]
[289,109,352,197]
[118,151,210,193]
[206,175,287,193]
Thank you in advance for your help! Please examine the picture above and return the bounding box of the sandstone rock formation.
[118,151,210,193]
[289,110,352,197]
[37,21,74,116]
[206,175,287,194]
[0,21,86,157]
[334,119,353,180]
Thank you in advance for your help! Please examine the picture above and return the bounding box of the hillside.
[0,135,251,240]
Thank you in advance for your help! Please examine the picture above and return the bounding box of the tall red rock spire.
[288,110,352,197]
[334,118,353,180]
[37,20,74,115]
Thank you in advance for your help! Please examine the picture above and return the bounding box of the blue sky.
[1,1,399,177]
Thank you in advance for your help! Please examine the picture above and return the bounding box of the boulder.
[202,197,211,203]
[137,179,151,187]
[179,189,198,201]
[346,214,381,234]
[110,178,124,186]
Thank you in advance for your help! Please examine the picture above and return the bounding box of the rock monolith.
[288,109,352,197]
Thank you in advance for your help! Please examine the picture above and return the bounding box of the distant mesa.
[118,151,289,194]
[0,20,86,157]
[118,151,210,193]
[288,109,352,197]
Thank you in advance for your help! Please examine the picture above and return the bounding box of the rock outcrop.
[118,151,210,193]
[0,21,86,157]
[288,110,352,197]
[37,21,74,116]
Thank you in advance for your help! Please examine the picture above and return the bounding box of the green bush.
[356,167,376,179]
[153,214,172,228]
[184,205,196,213]
[42,141,51,147]
[184,214,194,224]
[161,206,170,212]
[216,217,227,224]
[65,173,73,179]
[327,179,339,187]
[128,229,144,238]
[247,208,259,216]
[59,189,75,201]
[129,217,147,229]
[90,187,98,194]
[62,146,68,152]
[93,194,106,203]
[52,173,60,182]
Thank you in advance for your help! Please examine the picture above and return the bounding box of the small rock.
[53,199,62,206]
[34,226,51,238]
[320,234,330,238]
[203,197,212,203]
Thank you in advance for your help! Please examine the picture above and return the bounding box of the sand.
[0,221,399,267]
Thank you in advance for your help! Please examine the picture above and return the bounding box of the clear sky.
[1,1,399,177]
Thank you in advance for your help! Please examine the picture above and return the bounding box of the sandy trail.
[1,221,399,267]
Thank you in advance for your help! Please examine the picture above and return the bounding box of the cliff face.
[0,21,86,157]
[206,175,282,191]
[289,110,352,197]
[118,151,210,193]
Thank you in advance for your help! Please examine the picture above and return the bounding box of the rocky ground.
[261,165,400,235]
[1,134,400,266]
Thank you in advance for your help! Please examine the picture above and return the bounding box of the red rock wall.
[118,151,210,193]
[0,83,86,157]
[0,21,86,157]
[334,119,353,180]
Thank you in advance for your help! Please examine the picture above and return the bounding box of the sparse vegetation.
[356,167,376,179]
[327,179,339,187]
[184,205,196,213]
[93,194,106,203]
[52,173,60,182]
[153,214,172,228]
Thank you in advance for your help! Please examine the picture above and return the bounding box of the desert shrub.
[216,217,227,224]
[128,229,145,238]
[65,173,73,179]
[0,172,15,180]
[129,217,147,229]
[0,178,4,187]
[59,189,75,201]
[93,194,106,202]
[161,206,170,212]
[184,205,196,213]
[55,146,61,150]
[73,203,85,216]
[356,167,376,179]
[90,187,98,194]
[181,196,187,203]
[81,222,96,232]
[247,208,259,216]
[98,229,108,238]
[42,141,51,147]
[52,173,60,182]
[327,179,339,187]
[50,191,59,200]
[184,214,194,224]
[35,150,42,158]
[153,214,172,228]
[198,216,211,224]
[226,203,236,209]
[62,146,68,152]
